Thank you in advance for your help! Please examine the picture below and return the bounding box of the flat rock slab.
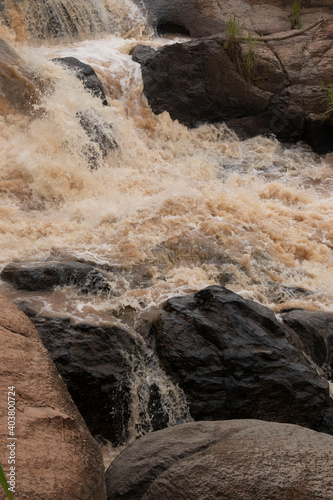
[0,296,106,499]
[106,419,333,500]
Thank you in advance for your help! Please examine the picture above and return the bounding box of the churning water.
[1,0,333,458]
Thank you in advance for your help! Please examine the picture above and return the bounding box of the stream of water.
[1,0,333,462]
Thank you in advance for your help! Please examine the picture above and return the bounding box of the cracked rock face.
[151,286,333,433]
[105,420,333,500]
[132,19,333,152]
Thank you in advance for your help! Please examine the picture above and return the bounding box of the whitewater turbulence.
[1,0,333,458]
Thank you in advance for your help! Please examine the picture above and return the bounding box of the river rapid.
[1,0,333,461]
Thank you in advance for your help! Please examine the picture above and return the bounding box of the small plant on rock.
[224,15,258,83]
[319,80,333,119]
[245,31,258,79]
[224,15,244,74]
[289,0,302,29]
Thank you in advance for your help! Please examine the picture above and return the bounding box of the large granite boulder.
[0,296,106,499]
[106,420,333,500]
[132,20,333,152]
[132,38,271,128]
[151,286,333,433]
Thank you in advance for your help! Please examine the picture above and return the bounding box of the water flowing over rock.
[105,420,333,500]
[0,38,39,112]
[1,261,112,294]
[131,39,271,128]
[52,57,109,105]
[151,286,333,433]
[0,0,110,40]
[51,57,117,165]
[0,296,107,499]
[132,19,333,152]
[19,307,191,446]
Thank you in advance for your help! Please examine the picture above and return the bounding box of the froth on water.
[0,27,333,321]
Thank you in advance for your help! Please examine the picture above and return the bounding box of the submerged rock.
[105,420,333,500]
[0,296,106,499]
[151,286,333,433]
[1,261,111,294]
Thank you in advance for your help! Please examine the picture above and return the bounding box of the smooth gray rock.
[106,420,333,500]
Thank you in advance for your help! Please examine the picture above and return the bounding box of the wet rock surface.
[131,38,271,128]
[282,308,333,379]
[19,309,171,446]
[151,286,333,433]
[132,20,333,152]
[105,420,333,500]
[52,57,108,105]
[1,261,111,294]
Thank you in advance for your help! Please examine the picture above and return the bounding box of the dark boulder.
[151,286,333,433]
[21,313,170,446]
[1,261,111,295]
[303,114,333,155]
[52,57,108,105]
[52,57,117,167]
[106,420,333,500]
[17,302,182,445]
[132,20,333,153]
[131,39,271,128]
[282,308,333,379]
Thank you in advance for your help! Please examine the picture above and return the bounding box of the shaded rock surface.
[151,286,333,433]
[0,296,106,499]
[20,310,172,446]
[132,39,271,127]
[1,261,111,294]
[282,308,333,379]
[106,420,333,500]
[135,0,332,38]
[132,20,333,152]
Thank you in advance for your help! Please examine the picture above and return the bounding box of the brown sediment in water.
[0,9,333,324]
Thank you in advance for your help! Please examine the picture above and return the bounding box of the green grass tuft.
[289,0,302,29]
[0,463,13,500]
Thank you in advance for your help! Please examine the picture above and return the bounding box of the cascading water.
[1,0,333,462]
